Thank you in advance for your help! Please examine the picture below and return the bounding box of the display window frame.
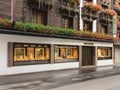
[13,43,50,66]
[97,47,112,60]
[54,45,79,63]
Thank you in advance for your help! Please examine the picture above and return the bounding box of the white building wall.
[0,34,113,75]
[97,60,113,66]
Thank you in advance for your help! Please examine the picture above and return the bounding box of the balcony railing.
[59,0,79,13]
[99,12,113,25]
[82,6,99,21]
[29,0,54,9]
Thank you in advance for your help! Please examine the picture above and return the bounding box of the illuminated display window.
[55,45,79,62]
[97,47,112,60]
[13,43,50,65]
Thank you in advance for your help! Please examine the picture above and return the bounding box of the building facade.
[0,0,118,75]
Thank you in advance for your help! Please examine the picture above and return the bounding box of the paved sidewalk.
[0,68,120,90]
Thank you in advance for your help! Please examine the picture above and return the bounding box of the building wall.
[0,33,113,75]
[97,0,113,34]
[0,0,79,30]
[115,46,120,66]
[0,0,11,19]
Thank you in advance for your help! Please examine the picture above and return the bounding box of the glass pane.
[14,48,25,61]
[55,48,60,59]
[66,48,73,58]
[45,48,50,60]
[27,48,35,60]
[97,47,112,59]
[35,48,45,60]
[32,11,37,23]
[60,48,66,59]
[55,46,79,60]
[73,48,78,58]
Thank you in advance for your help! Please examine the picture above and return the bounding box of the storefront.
[0,33,114,75]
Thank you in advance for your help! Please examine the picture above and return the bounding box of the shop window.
[13,43,50,66]
[61,16,73,29]
[97,47,112,60]
[14,48,25,61]
[32,10,47,25]
[55,45,78,62]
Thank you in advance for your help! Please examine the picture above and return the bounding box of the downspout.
[11,0,16,23]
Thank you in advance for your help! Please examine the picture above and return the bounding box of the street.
[0,69,120,90]
[51,75,120,90]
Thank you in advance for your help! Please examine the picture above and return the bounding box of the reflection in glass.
[14,48,25,61]
[14,44,50,62]
[55,46,78,60]
[27,48,34,60]
[97,47,112,59]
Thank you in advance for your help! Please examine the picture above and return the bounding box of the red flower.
[85,2,103,11]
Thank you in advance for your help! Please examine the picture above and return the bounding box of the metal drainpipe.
[11,0,16,23]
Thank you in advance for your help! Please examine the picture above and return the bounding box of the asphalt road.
[51,75,120,90]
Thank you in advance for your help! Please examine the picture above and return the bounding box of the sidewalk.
[0,68,120,90]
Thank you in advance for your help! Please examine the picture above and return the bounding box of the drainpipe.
[11,0,16,23]
[80,0,83,30]
[93,0,97,33]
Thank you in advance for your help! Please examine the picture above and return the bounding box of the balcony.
[82,6,99,21]
[81,2,102,21]
[99,12,113,25]
[113,4,120,15]
[28,0,54,10]
[59,0,79,15]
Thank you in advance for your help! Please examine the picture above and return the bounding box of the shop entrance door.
[82,46,95,66]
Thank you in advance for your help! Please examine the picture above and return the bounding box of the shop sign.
[84,42,94,45]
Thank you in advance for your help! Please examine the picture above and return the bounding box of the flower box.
[99,12,113,25]
[84,2,102,12]
[82,6,99,20]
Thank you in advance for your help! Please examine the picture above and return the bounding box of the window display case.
[55,45,79,62]
[97,47,112,60]
[13,43,50,66]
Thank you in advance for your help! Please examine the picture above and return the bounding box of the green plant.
[0,18,115,41]
[15,22,26,31]
[0,18,11,29]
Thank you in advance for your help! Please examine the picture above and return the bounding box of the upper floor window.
[61,16,73,29]
[83,21,92,32]
[32,10,47,25]
[101,25,108,34]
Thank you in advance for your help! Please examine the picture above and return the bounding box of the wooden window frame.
[9,43,51,66]
[54,45,79,63]
[97,47,112,60]
[61,16,73,29]
[32,9,47,25]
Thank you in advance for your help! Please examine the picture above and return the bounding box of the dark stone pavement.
[0,68,120,90]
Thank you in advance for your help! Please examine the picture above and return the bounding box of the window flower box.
[99,11,114,25]
[82,2,102,20]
